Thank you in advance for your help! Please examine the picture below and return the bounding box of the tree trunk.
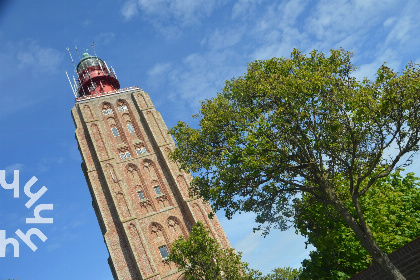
[323,184,406,280]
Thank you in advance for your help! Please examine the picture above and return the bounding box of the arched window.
[158,245,169,259]
[102,104,113,115]
[127,123,135,133]
[111,127,119,137]
[137,190,145,200]
[153,185,162,195]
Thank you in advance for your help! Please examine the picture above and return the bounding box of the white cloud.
[93,33,117,46]
[148,62,172,77]
[202,27,245,51]
[15,40,63,73]
[385,16,414,47]
[235,231,262,256]
[146,48,246,117]
[218,211,311,273]
[121,0,222,35]
[383,16,396,27]
[147,62,172,90]
[143,0,420,122]
[34,156,66,174]
[232,0,262,20]
[4,163,24,178]
[121,0,139,20]
[0,39,64,118]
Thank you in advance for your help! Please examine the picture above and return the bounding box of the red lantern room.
[76,52,120,96]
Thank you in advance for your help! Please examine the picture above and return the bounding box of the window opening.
[118,105,128,112]
[137,191,145,200]
[111,127,120,137]
[159,245,169,259]
[127,123,135,133]
[136,147,147,155]
[154,185,162,195]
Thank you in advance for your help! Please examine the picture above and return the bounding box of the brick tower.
[70,53,230,279]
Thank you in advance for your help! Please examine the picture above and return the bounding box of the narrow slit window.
[127,123,135,133]
[111,127,119,137]
[159,245,169,259]
[154,186,162,195]
[137,191,145,200]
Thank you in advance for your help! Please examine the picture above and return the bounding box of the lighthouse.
[70,51,230,279]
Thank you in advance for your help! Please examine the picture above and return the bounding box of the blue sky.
[1,0,420,279]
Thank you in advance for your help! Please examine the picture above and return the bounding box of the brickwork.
[72,88,231,280]
[350,237,420,280]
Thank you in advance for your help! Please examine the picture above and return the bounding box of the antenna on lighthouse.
[91,41,106,75]
[74,45,81,59]
[66,47,87,97]
[73,76,79,95]
[111,66,118,79]
[66,47,77,72]
[104,60,111,76]
[65,70,77,98]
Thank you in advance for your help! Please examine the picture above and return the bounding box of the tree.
[170,48,420,279]
[295,169,420,279]
[169,222,300,280]
[264,267,302,280]
[169,222,260,280]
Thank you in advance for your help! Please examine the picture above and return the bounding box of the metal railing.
[75,86,141,102]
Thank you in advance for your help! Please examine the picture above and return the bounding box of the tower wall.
[72,87,230,280]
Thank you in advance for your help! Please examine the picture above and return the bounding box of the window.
[127,123,135,133]
[136,147,147,155]
[125,151,131,158]
[103,105,113,115]
[111,127,119,137]
[137,191,145,200]
[159,245,169,259]
[153,185,162,195]
[118,105,128,112]
[120,153,126,159]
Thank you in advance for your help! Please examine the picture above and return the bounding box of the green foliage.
[169,222,261,280]
[295,170,420,279]
[263,267,302,280]
[170,48,420,278]
[170,48,420,232]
